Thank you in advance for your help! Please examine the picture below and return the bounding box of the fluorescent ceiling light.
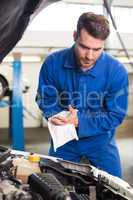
[3,55,41,63]
[117,57,133,63]
[63,0,102,4]
[63,0,133,7]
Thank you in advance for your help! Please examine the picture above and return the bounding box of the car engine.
[0,146,133,200]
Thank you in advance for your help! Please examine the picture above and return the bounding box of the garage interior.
[0,0,133,199]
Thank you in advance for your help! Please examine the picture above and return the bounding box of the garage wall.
[117,73,133,138]
[0,61,45,128]
[0,29,133,131]
[0,61,133,131]
[22,62,43,127]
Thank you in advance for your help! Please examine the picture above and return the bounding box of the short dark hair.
[77,12,110,40]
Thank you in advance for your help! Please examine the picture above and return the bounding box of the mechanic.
[36,12,128,178]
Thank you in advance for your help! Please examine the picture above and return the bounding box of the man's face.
[74,28,104,69]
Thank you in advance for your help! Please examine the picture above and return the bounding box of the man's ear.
[73,31,78,41]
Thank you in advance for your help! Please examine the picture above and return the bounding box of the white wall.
[18,31,73,48]
[1,60,133,128]
[18,30,133,52]
[1,28,133,128]
[22,62,43,127]
[0,61,46,128]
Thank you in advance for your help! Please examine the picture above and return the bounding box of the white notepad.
[48,111,78,151]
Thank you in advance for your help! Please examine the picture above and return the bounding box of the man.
[36,12,128,178]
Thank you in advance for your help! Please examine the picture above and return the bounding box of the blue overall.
[36,46,128,177]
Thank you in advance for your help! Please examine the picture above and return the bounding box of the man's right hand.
[50,116,67,126]
[50,105,78,127]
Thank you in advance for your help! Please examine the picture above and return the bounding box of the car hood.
[0,0,60,63]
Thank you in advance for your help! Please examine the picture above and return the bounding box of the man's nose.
[86,49,94,59]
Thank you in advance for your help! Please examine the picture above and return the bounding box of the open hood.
[0,0,60,62]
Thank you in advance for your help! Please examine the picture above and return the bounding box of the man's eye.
[80,45,88,50]
[94,48,101,51]
[79,44,85,49]
[78,43,102,51]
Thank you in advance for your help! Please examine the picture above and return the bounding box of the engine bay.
[0,146,133,200]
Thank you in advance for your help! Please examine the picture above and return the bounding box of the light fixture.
[62,0,102,5]
[3,55,41,63]
[117,57,133,64]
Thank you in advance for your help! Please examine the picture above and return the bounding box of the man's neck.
[81,65,94,71]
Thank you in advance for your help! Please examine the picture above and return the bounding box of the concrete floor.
[0,127,133,186]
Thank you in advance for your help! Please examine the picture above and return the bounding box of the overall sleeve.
[77,67,129,137]
[36,58,62,119]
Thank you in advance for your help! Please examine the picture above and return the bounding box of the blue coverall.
[36,46,128,177]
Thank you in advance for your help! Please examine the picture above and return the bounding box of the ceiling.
[62,0,133,7]
[0,0,132,62]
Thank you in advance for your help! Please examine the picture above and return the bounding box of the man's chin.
[82,64,93,69]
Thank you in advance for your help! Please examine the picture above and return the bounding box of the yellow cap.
[28,154,40,162]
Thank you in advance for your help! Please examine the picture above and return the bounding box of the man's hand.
[50,116,67,126]
[50,105,78,127]
[67,105,78,127]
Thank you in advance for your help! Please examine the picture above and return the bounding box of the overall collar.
[63,45,105,78]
